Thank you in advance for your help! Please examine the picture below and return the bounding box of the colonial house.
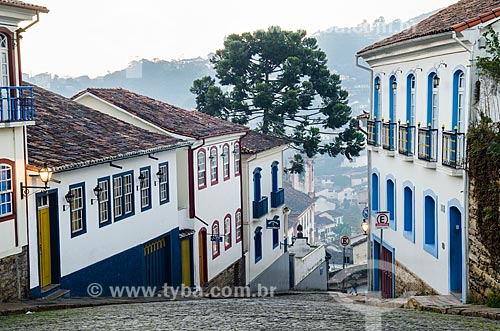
[240,130,289,291]
[357,0,500,301]
[0,0,48,301]
[285,182,315,245]
[72,88,248,287]
[26,86,190,297]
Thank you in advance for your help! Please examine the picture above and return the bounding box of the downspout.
[237,135,246,286]
[16,11,41,85]
[188,138,206,221]
[452,31,473,303]
[355,54,373,292]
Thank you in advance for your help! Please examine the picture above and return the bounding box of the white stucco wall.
[363,34,473,295]
[242,146,286,284]
[27,150,179,289]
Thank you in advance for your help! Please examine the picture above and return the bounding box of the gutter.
[451,30,474,304]
[355,54,373,292]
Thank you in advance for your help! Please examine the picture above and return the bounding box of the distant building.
[285,183,315,245]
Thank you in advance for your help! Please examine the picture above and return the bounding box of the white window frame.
[0,164,13,218]
[197,150,206,189]
[98,178,110,225]
[70,184,85,235]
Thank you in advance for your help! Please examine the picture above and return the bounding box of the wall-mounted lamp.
[63,191,75,211]
[20,164,53,199]
[220,151,227,158]
[391,80,398,90]
[375,81,381,91]
[361,219,369,235]
[433,75,440,88]
[154,170,164,186]
[90,185,102,205]
[137,173,146,191]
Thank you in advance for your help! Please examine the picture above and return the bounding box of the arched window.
[371,172,379,212]
[222,144,230,180]
[406,74,416,125]
[452,70,465,132]
[235,209,242,243]
[0,162,13,218]
[253,168,262,202]
[255,226,262,263]
[427,72,439,129]
[271,161,279,192]
[403,185,414,242]
[0,34,9,86]
[212,221,220,259]
[389,75,397,122]
[224,214,232,250]
[272,226,279,249]
[386,178,395,229]
[374,76,381,120]
[234,142,240,176]
[210,147,218,185]
[197,149,206,189]
[424,192,438,258]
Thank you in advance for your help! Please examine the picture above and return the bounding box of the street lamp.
[361,219,369,235]
[20,163,53,199]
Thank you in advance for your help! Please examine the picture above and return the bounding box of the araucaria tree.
[191,26,364,172]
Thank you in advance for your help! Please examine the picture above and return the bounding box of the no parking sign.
[375,211,390,229]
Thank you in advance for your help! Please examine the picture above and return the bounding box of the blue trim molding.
[423,189,438,258]
[371,168,380,212]
[69,182,87,238]
[402,180,415,243]
[113,170,135,222]
[386,174,396,231]
[140,166,152,212]
[97,176,112,228]
[159,162,170,205]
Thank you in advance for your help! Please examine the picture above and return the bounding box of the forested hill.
[25,13,434,109]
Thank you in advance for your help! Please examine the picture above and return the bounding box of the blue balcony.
[270,188,284,208]
[417,127,438,162]
[367,120,381,147]
[442,131,465,169]
[382,122,397,151]
[0,86,35,122]
[253,196,268,219]
[398,124,415,156]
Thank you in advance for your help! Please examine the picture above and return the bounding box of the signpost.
[375,211,390,294]
[362,206,369,219]
[340,235,350,269]
[266,216,281,230]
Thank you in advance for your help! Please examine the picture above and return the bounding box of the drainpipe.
[355,54,373,292]
[452,31,473,303]
[15,11,41,85]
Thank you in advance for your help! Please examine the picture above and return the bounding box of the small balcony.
[0,86,35,123]
[382,122,397,152]
[270,188,284,208]
[417,126,438,163]
[398,124,415,158]
[253,196,269,219]
[442,131,465,169]
[367,120,381,147]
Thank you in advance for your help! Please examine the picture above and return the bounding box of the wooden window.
[197,150,206,189]
[113,171,135,221]
[0,163,13,218]
[70,183,86,237]
[224,214,232,250]
[210,147,218,185]
[222,144,230,180]
[212,221,220,259]
[158,162,169,204]
[98,177,111,227]
[140,167,151,212]
[234,142,240,176]
[235,209,242,243]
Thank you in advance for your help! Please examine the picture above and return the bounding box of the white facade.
[241,146,286,284]
[360,22,490,300]
[27,150,181,293]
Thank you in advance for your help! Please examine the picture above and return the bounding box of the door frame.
[372,233,395,298]
[448,199,465,301]
[36,190,61,288]
[198,228,208,285]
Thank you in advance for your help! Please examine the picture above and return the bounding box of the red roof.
[73,88,249,140]
[358,0,500,54]
[0,0,48,13]
[241,130,289,154]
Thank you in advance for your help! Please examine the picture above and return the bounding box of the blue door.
[449,207,462,293]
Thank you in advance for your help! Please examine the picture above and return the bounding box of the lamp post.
[20,164,53,199]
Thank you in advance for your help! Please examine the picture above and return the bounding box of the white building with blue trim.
[357,0,500,301]
[27,86,190,297]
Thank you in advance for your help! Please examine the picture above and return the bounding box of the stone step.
[42,289,70,300]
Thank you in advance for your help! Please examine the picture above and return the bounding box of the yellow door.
[38,208,52,288]
[181,239,192,287]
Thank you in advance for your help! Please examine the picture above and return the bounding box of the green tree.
[191,26,364,172]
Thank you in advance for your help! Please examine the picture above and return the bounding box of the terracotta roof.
[28,85,187,171]
[0,0,48,13]
[72,88,249,140]
[358,0,500,54]
[241,130,289,154]
[284,182,315,217]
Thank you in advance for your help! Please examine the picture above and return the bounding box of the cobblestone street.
[1,294,500,330]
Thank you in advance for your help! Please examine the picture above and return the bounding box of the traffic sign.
[340,235,350,247]
[375,211,390,229]
[362,207,369,219]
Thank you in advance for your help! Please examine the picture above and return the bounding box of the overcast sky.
[21,0,458,78]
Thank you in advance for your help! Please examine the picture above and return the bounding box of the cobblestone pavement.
[1,293,500,330]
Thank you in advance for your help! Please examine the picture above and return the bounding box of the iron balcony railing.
[270,188,285,208]
[442,131,465,169]
[367,120,381,147]
[0,86,35,122]
[253,196,269,219]
[382,122,397,151]
[418,126,438,162]
[398,124,415,156]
